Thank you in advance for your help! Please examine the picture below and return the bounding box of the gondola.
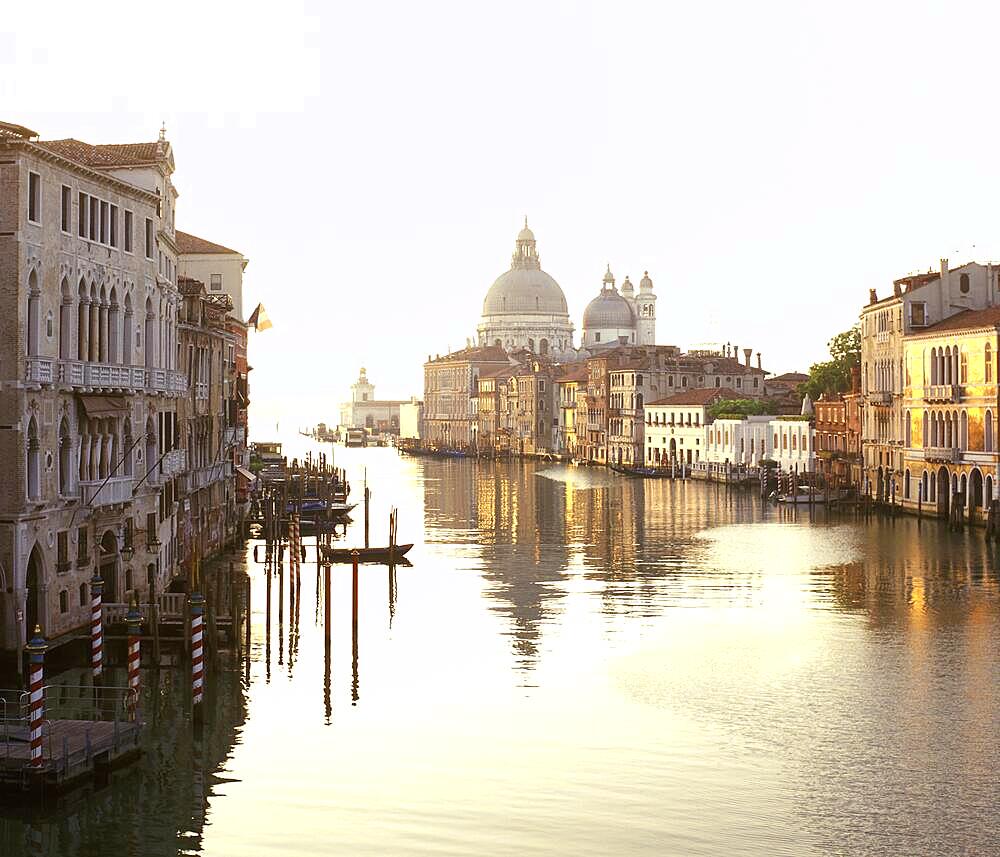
[320,543,414,564]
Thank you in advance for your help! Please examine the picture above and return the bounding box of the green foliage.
[707,398,773,421]
[800,324,861,401]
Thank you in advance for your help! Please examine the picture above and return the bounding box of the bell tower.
[351,367,374,403]
[636,271,657,345]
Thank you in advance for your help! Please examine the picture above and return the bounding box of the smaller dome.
[621,275,634,294]
[602,264,615,286]
[517,216,535,243]
[640,270,653,291]
[583,290,635,329]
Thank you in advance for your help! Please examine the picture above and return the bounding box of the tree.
[707,398,774,420]
[800,324,860,400]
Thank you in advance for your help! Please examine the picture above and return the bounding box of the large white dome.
[483,267,568,316]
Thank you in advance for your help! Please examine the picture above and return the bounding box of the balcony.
[225,426,247,447]
[25,356,55,385]
[34,359,187,397]
[925,446,960,463]
[79,475,134,507]
[871,391,893,406]
[160,448,188,480]
[186,462,227,493]
[923,384,961,403]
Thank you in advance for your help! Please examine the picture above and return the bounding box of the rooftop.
[176,230,244,256]
[917,305,1000,335]
[647,388,739,407]
[36,138,168,168]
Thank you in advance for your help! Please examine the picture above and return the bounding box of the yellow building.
[902,306,1000,522]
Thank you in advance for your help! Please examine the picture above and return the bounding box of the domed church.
[581,266,656,350]
[477,220,576,358]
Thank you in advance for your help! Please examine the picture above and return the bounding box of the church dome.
[583,289,635,328]
[483,268,568,315]
[481,222,569,317]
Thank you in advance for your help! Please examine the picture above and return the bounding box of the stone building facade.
[0,121,185,656]
[423,346,510,449]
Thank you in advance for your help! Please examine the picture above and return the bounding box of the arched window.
[123,418,133,476]
[960,411,968,449]
[960,272,970,293]
[26,416,40,499]
[905,410,911,447]
[904,469,910,499]
[922,411,928,448]
[987,343,994,383]
[60,277,73,359]
[960,350,968,384]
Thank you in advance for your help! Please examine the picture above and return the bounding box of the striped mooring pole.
[25,626,47,768]
[126,597,142,721]
[90,572,104,678]
[191,589,206,719]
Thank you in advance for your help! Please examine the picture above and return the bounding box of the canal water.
[3,442,1000,855]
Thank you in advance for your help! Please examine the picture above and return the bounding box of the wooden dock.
[0,685,143,793]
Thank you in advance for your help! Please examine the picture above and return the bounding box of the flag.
[247,303,272,331]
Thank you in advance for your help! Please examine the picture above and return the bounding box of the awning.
[235,466,257,483]
[78,396,128,418]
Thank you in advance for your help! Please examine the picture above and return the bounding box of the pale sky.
[5,1,1000,433]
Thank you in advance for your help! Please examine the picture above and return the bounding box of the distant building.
[339,367,409,433]
[398,398,424,440]
[424,346,510,448]
[644,388,736,467]
[176,230,248,320]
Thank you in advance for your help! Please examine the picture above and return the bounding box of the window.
[911,302,926,326]
[61,185,72,232]
[59,590,68,614]
[681,377,688,387]
[78,526,89,563]
[90,197,99,241]
[110,205,119,247]
[960,273,970,294]
[987,343,993,383]
[28,171,41,222]
[595,333,601,342]
[78,192,88,237]
[960,350,968,384]
[714,377,720,387]
[100,200,110,244]
[124,210,134,252]
[79,583,88,607]
[57,531,69,573]
[145,217,154,259]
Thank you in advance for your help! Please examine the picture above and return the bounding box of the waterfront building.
[860,259,999,501]
[703,415,773,468]
[477,222,576,358]
[176,276,238,561]
[644,388,735,467]
[339,367,409,433]
[423,345,510,449]
[507,360,556,455]
[0,121,185,655]
[554,362,588,456]
[768,417,815,472]
[477,366,514,454]
[900,306,1000,521]
[398,397,424,440]
[176,230,248,320]
[814,395,857,486]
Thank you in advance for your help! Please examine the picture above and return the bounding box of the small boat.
[320,544,414,564]
[776,486,835,505]
[286,500,357,516]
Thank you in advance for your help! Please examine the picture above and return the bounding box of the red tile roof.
[176,230,243,256]
[647,387,739,406]
[37,138,165,167]
[919,305,1000,334]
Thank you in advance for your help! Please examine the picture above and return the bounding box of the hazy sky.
[6,1,1000,432]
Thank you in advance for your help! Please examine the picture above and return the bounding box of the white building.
[644,388,734,466]
[176,231,248,320]
[339,367,410,432]
[703,416,772,466]
[399,398,423,439]
[768,417,815,472]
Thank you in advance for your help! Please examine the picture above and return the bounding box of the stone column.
[99,301,109,363]
[90,300,100,362]
[78,299,90,361]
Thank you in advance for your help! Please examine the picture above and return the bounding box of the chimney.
[850,363,861,393]
[734,344,739,362]
[757,353,762,370]
[893,280,902,298]
[940,258,949,280]
[743,348,752,367]
[869,288,878,305]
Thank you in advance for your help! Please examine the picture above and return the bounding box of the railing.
[870,391,893,405]
[160,448,187,479]
[42,359,188,396]
[190,462,226,491]
[104,592,227,624]
[923,384,960,403]
[25,356,55,385]
[79,475,134,506]
[925,446,960,463]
